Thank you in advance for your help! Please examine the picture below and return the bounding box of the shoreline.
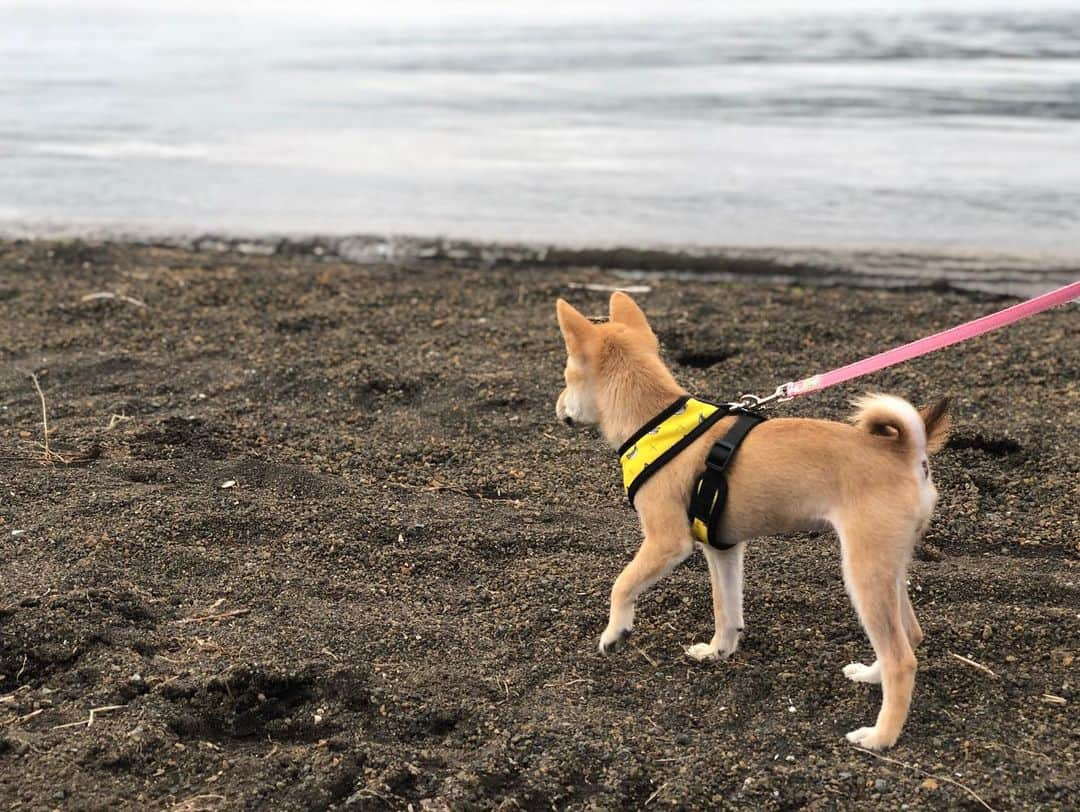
[1,229,1077,297]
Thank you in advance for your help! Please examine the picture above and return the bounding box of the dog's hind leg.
[599,508,693,654]
[900,578,924,648]
[836,515,918,750]
[687,542,745,661]
[843,573,925,685]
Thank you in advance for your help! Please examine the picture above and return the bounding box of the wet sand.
[0,239,1076,810]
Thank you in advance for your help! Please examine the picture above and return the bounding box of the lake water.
[2,3,1079,255]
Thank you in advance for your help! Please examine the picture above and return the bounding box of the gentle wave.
[27,141,210,161]
[307,83,1080,122]
[283,13,1080,74]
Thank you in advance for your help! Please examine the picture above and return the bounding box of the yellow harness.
[618,396,766,548]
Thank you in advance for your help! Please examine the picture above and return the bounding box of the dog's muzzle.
[563,416,574,427]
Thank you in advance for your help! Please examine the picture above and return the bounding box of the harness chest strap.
[619,396,767,549]
[689,411,766,548]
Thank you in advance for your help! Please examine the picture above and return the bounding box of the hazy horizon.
[5,0,1080,24]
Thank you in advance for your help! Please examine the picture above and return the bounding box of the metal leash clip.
[731,383,793,411]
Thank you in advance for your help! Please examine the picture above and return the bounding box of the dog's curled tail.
[850,393,951,456]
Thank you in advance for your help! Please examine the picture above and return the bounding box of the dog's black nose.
[563,416,574,427]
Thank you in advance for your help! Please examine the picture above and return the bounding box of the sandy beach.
[1,238,1076,810]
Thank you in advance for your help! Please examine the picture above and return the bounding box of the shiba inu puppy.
[554,292,949,750]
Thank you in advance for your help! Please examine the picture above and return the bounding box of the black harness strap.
[690,410,767,549]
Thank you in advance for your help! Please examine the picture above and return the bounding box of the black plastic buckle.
[706,441,736,473]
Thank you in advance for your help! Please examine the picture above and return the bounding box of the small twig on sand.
[346,788,394,807]
[979,739,1051,761]
[106,413,132,430]
[178,604,251,626]
[567,282,652,294]
[31,374,54,461]
[491,677,511,703]
[644,780,670,805]
[1,708,44,727]
[51,704,126,731]
[27,373,76,465]
[171,794,226,812]
[81,291,147,308]
[387,479,470,497]
[855,747,998,812]
[948,651,999,679]
[387,478,522,503]
[633,643,659,668]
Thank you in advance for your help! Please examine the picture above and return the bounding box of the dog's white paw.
[845,725,896,750]
[842,661,882,684]
[717,628,742,658]
[686,629,741,662]
[598,625,632,654]
[685,642,720,662]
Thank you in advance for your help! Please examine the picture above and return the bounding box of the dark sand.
[0,239,1076,810]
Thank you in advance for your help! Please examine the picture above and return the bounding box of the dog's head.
[554,292,660,428]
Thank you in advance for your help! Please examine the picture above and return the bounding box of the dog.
[554,292,949,750]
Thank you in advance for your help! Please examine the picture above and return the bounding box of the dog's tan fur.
[555,292,950,750]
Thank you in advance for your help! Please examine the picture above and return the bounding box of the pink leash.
[736,280,1080,408]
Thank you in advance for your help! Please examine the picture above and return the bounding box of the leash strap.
[780,280,1080,399]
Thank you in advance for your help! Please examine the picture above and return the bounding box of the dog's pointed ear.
[556,298,594,357]
[920,397,951,455]
[609,291,656,342]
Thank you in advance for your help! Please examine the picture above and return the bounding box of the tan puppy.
[555,292,949,750]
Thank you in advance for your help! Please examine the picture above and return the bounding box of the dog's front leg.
[687,542,745,661]
[599,510,693,654]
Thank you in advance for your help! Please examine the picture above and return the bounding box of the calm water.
[2,4,1080,253]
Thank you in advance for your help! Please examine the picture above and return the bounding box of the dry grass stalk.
[81,291,147,308]
[644,780,670,805]
[32,372,51,458]
[855,747,998,812]
[1,708,44,727]
[106,413,132,430]
[387,479,470,496]
[50,704,126,731]
[632,643,659,668]
[567,282,652,294]
[171,794,226,812]
[948,651,999,679]
[27,373,74,465]
[980,739,1051,761]
[175,608,251,625]
[13,709,44,725]
[343,788,393,807]
[387,478,521,504]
